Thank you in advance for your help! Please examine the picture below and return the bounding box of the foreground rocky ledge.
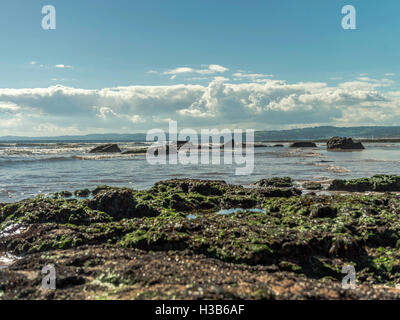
[1,177,400,300]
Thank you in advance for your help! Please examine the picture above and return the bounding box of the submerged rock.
[89,144,121,153]
[327,137,364,150]
[289,141,317,148]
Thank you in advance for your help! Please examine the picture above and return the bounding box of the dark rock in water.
[89,144,121,153]
[303,182,323,190]
[310,205,337,218]
[74,189,90,197]
[256,177,293,188]
[272,144,284,147]
[329,174,400,192]
[327,137,364,150]
[121,148,147,155]
[149,142,195,156]
[170,140,192,150]
[60,191,73,198]
[289,141,317,148]
[221,140,235,149]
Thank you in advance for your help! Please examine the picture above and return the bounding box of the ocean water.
[1,141,400,203]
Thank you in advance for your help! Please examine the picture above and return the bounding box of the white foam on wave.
[73,153,136,160]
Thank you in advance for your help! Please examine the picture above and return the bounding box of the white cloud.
[0,102,20,112]
[55,64,72,69]
[233,72,273,81]
[1,75,400,136]
[163,64,229,77]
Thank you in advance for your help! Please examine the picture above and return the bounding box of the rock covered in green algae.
[256,177,293,188]
[329,174,400,192]
[74,189,90,198]
[2,178,400,299]
[88,188,160,219]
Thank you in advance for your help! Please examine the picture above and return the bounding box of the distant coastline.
[2,125,400,142]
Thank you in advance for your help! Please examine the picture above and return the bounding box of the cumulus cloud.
[0,76,399,136]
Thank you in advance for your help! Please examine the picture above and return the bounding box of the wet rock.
[4,178,400,299]
[327,136,364,150]
[170,194,192,212]
[74,189,90,198]
[256,177,293,188]
[258,187,302,198]
[154,179,226,196]
[88,189,159,219]
[329,174,400,192]
[310,205,337,218]
[60,191,73,198]
[92,185,113,196]
[289,141,317,148]
[121,148,147,155]
[89,144,121,153]
[272,144,284,147]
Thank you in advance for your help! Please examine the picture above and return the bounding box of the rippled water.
[1,141,400,202]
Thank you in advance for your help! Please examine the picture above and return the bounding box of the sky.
[1,0,400,136]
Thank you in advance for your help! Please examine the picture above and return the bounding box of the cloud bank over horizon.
[0,72,399,136]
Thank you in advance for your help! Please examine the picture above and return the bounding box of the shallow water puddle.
[186,214,197,220]
[216,208,266,215]
[0,253,19,270]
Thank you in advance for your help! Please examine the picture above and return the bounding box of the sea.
[1,140,400,203]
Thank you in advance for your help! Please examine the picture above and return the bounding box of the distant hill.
[1,126,400,142]
[254,126,400,141]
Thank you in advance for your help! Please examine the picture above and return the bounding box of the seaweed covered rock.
[258,187,302,198]
[256,177,293,188]
[329,175,400,192]
[0,198,110,226]
[310,205,338,218]
[88,189,160,219]
[153,179,227,196]
[4,179,400,299]
[74,189,90,198]
[289,141,317,148]
[327,137,364,150]
[89,144,121,153]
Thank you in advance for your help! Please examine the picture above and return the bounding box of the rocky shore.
[2,176,400,300]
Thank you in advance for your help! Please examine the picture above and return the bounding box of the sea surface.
[1,141,400,202]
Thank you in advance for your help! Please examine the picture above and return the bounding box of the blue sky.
[0,0,400,136]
